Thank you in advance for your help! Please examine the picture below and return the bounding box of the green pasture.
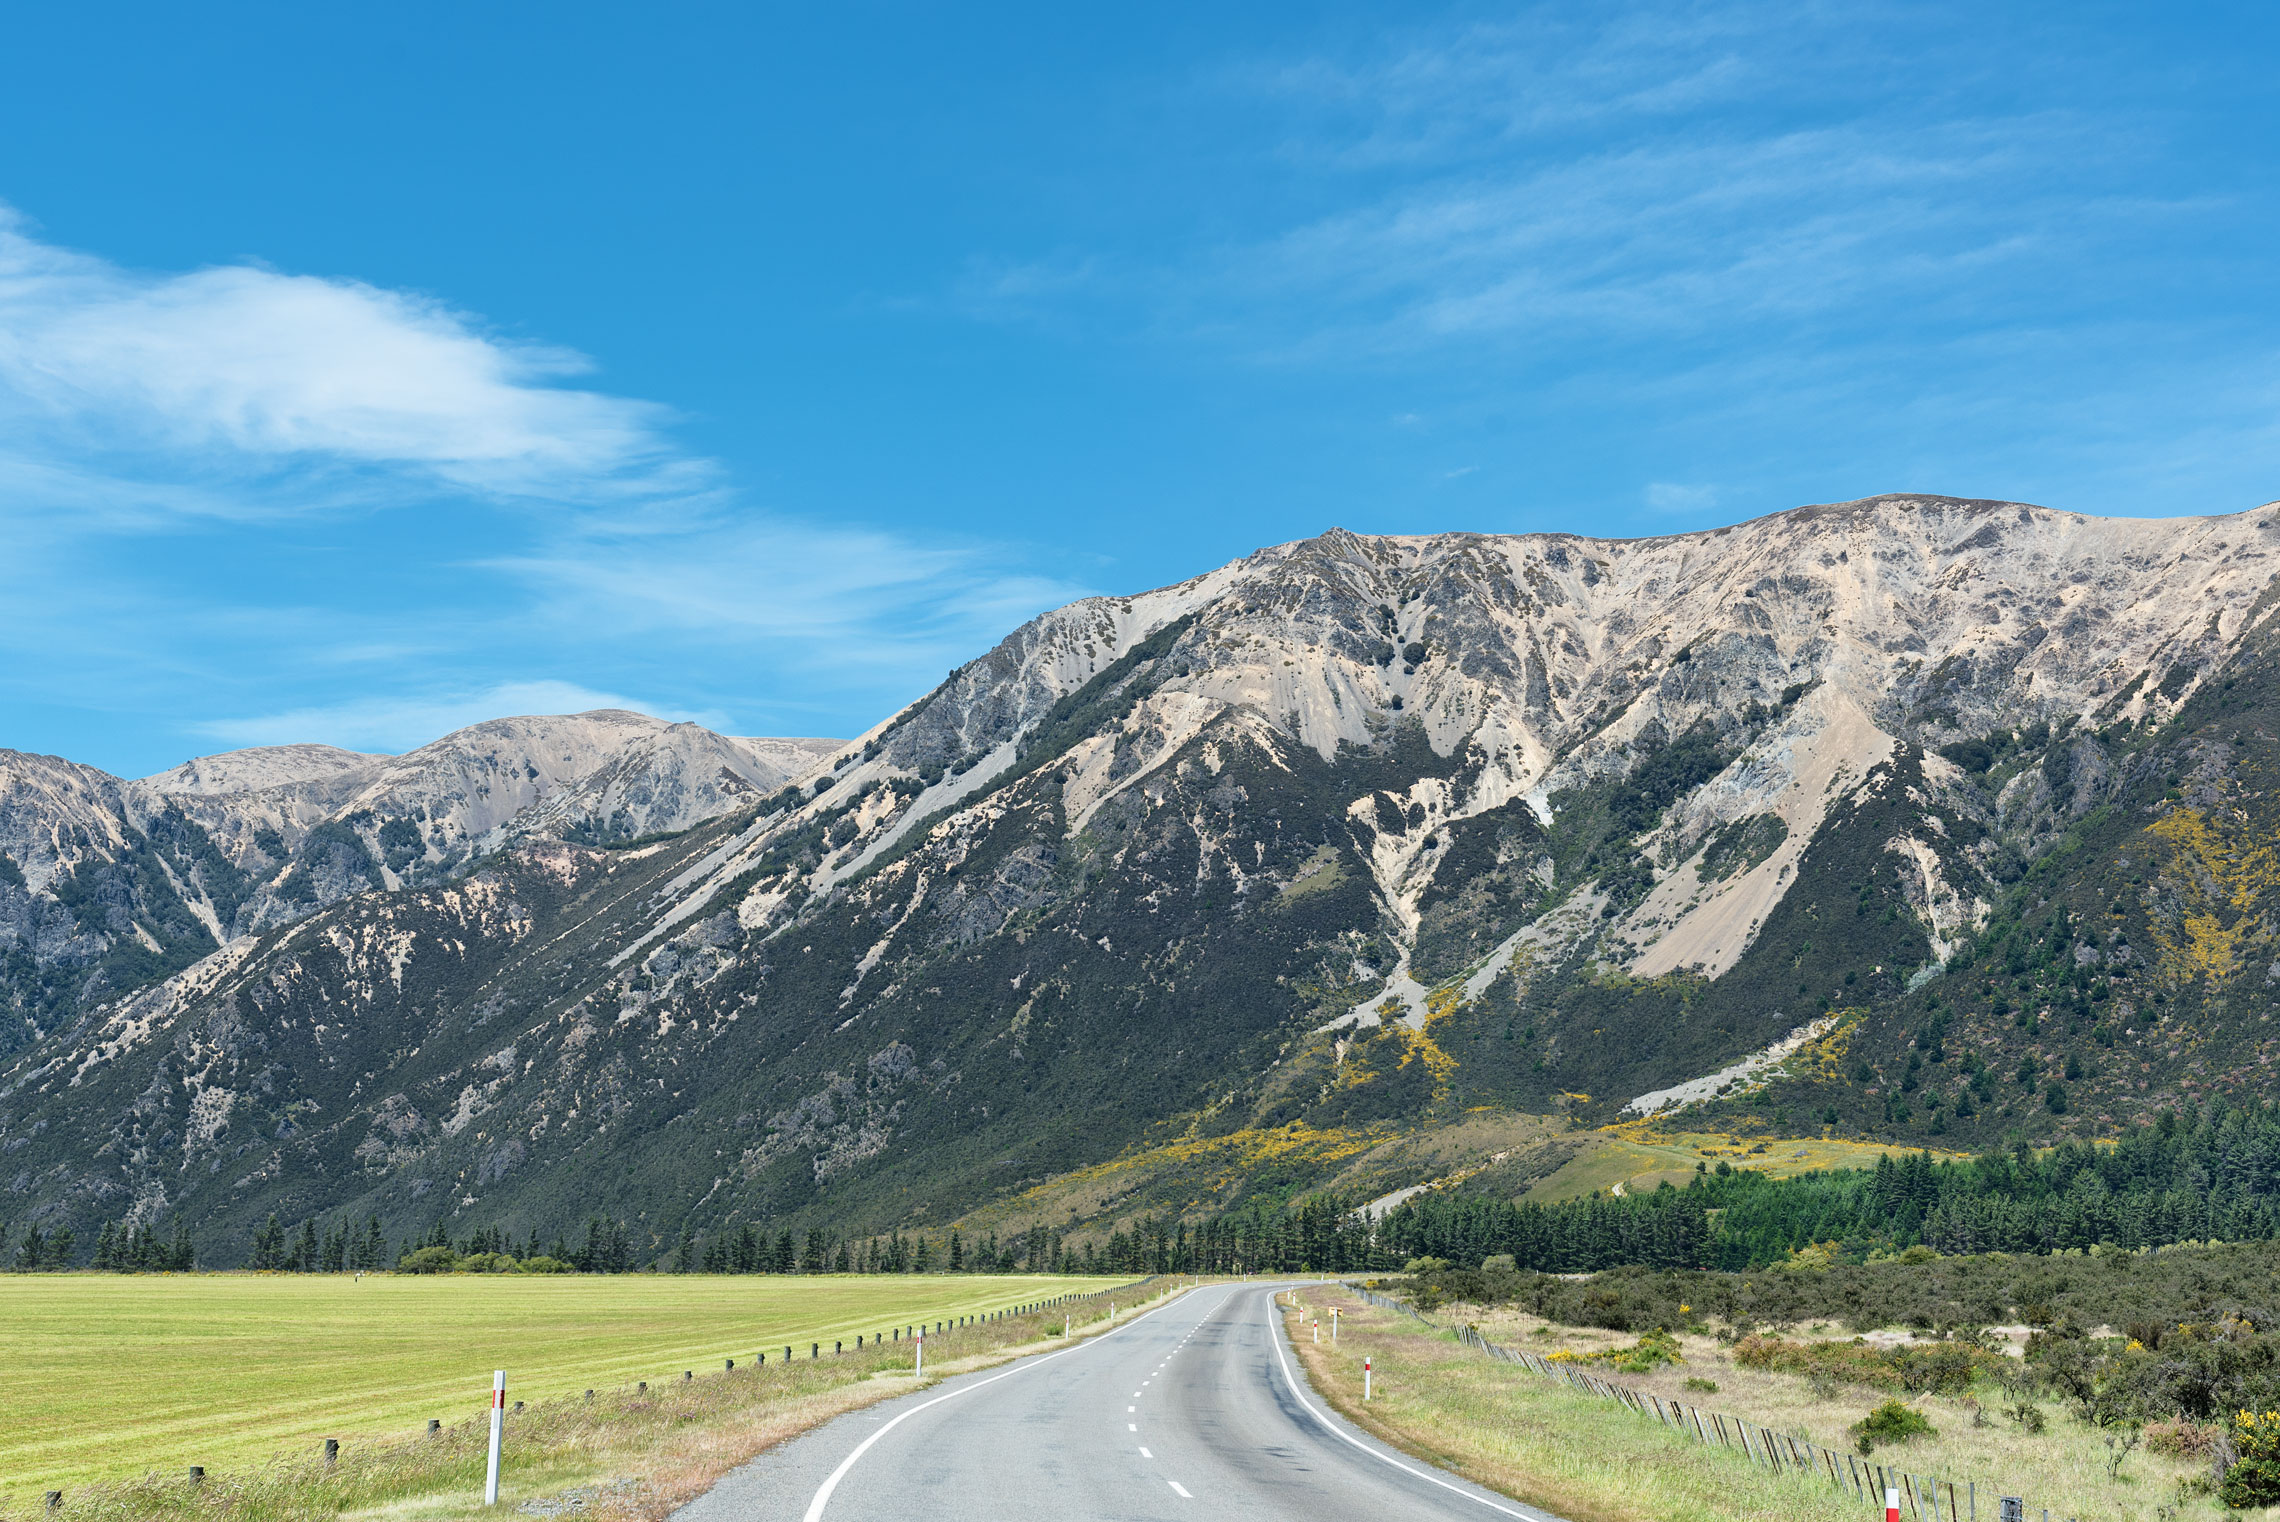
[0,1273,1117,1499]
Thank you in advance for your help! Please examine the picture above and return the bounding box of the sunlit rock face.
[10,494,2280,1255]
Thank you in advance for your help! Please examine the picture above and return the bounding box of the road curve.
[673,1282,1570,1522]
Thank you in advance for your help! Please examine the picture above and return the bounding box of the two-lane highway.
[676,1283,1568,1522]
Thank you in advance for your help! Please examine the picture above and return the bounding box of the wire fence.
[1341,1283,2072,1522]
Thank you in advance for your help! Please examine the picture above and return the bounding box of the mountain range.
[5,493,2278,1261]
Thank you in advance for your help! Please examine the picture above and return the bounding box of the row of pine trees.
[9,1099,2268,1276]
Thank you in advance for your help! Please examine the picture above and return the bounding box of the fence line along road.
[1340,1283,2073,1522]
[27,1277,1177,1513]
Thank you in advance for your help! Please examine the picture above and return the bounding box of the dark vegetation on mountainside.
[1376,1101,2280,1272]
[0,810,253,1050]
[5,504,2280,1271]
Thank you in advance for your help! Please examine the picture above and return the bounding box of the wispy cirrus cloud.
[969,4,2213,371]
[0,207,1093,765]
[493,513,1096,672]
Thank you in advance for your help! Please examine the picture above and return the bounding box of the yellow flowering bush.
[2220,1409,2280,1509]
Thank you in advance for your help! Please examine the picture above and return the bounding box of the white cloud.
[0,205,697,512]
[491,514,1099,672]
[1645,481,1720,513]
[965,5,2194,379]
[193,680,731,755]
[1224,115,2124,357]
[0,205,1108,766]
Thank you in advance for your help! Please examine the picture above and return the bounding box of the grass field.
[0,1273,1118,1503]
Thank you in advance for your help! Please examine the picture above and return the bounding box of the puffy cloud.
[0,205,697,513]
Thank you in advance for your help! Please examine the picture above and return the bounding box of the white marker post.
[1364,1358,1372,1401]
[1884,1487,1899,1522]
[914,1327,924,1380]
[484,1371,505,1506]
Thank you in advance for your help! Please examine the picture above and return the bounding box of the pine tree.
[250,1213,287,1271]
[949,1229,964,1272]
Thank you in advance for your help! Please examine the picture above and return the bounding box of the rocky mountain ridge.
[0,711,839,1050]
[6,494,2279,1259]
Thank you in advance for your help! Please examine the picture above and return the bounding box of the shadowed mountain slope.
[6,495,2280,1259]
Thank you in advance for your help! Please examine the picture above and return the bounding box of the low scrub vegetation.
[1377,1234,2280,1512]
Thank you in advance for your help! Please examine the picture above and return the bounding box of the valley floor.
[0,1273,1129,1510]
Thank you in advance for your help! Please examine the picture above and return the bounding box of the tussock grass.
[1300,1290,2236,1522]
[1460,1304,2230,1519]
[1284,1290,1861,1522]
[2,1274,1150,1520]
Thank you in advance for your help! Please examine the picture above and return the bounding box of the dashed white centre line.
[1139,1447,1153,1459]
[1128,1423,1137,1432]
[1127,1405,1136,1412]
[1169,1481,1193,1499]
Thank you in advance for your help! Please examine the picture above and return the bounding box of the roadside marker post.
[1885,1486,1900,1522]
[1364,1358,1372,1401]
[484,1371,505,1507]
[915,1328,925,1379]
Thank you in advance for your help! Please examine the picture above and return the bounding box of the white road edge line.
[801,1287,1210,1522]
[1261,1290,1539,1520]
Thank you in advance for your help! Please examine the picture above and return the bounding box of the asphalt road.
[674,1282,1569,1522]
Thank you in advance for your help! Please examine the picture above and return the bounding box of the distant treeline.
[9,1100,2270,1276]
[1378,1100,2280,1273]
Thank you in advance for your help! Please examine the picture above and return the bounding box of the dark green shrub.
[1853,1400,1935,1452]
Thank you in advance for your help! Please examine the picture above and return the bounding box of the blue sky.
[4,2,2278,775]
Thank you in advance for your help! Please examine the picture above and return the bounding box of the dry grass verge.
[1288,1287,2246,1522]
[1282,1288,1863,1522]
[1454,1301,2234,1521]
[11,1280,1187,1522]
